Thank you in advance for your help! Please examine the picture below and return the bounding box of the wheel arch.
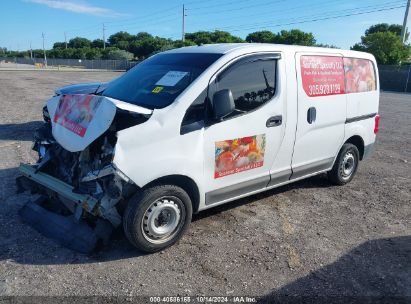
[143,175,201,214]
[345,135,365,160]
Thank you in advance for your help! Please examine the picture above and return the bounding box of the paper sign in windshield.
[301,56,345,97]
[53,94,102,137]
[155,71,188,86]
[214,134,266,179]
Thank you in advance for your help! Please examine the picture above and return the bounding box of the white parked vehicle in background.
[18,44,380,253]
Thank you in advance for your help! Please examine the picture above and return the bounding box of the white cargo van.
[18,44,380,253]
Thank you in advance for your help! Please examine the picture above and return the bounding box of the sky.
[0,0,409,51]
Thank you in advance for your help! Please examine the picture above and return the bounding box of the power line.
[103,5,180,27]
[154,1,407,38]
[188,0,256,11]
[87,16,181,40]
[222,4,407,33]
[211,1,405,32]
[62,0,266,34]
[188,0,288,16]
[187,0,345,26]
[61,16,181,42]
[105,15,180,33]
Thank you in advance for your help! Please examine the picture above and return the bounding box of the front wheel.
[123,185,192,253]
[328,143,360,185]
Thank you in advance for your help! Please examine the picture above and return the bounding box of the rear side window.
[300,55,377,97]
[343,58,377,93]
[215,58,276,112]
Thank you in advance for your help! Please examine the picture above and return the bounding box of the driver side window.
[215,58,277,113]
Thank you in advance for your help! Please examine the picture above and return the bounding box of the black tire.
[328,143,360,185]
[123,184,192,253]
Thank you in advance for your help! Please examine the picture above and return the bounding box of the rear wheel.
[123,185,192,253]
[328,143,360,185]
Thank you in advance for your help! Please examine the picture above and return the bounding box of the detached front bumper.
[18,163,99,217]
[17,164,117,253]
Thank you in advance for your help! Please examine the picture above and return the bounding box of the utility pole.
[103,23,106,49]
[42,32,47,67]
[401,0,411,44]
[30,42,33,60]
[64,32,68,49]
[182,4,187,42]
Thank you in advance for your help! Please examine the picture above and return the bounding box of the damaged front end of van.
[16,89,152,253]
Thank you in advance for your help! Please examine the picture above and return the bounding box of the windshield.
[102,53,223,109]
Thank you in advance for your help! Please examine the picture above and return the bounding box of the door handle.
[307,107,316,124]
[266,115,282,127]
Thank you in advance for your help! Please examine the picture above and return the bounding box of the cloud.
[25,0,125,17]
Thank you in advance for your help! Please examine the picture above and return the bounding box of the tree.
[364,23,409,43]
[59,48,75,59]
[72,48,87,59]
[84,48,102,60]
[185,31,243,45]
[48,48,63,58]
[108,31,135,45]
[68,37,91,49]
[185,31,213,45]
[106,49,134,60]
[273,29,316,46]
[91,39,105,48]
[365,23,402,36]
[53,42,66,49]
[352,23,410,64]
[315,43,339,49]
[2,28,342,60]
[245,29,316,45]
[352,31,410,64]
[116,40,130,51]
[135,32,153,41]
[212,30,244,43]
[129,36,172,59]
[246,31,275,43]
[172,39,196,48]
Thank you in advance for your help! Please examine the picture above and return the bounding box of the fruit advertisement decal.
[343,58,376,93]
[215,134,266,179]
[54,94,102,137]
[300,55,345,97]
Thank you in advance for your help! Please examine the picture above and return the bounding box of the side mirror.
[212,89,235,121]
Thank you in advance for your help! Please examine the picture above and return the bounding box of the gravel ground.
[0,71,409,301]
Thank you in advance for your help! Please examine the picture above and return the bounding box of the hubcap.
[340,151,356,179]
[141,197,184,244]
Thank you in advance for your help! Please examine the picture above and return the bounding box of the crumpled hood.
[47,94,152,152]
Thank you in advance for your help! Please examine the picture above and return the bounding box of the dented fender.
[112,107,206,206]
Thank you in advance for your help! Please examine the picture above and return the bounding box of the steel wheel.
[123,184,193,252]
[340,151,356,180]
[328,143,360,185]
[141,196,185,244]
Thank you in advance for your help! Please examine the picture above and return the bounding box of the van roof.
[164,43,374,60]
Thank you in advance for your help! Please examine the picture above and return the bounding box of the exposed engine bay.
[16,90,152,252]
